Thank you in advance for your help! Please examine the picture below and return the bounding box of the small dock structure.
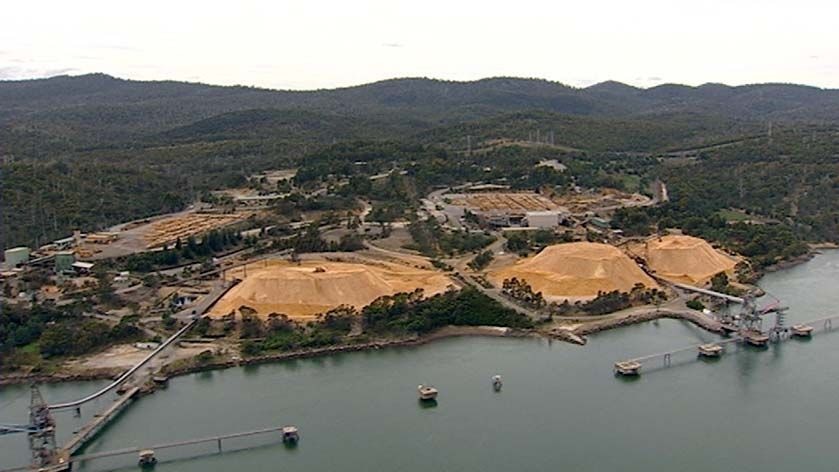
[697,343,723,358]
[138,449,157,467]
[743,330,769,347]
[281,426,300,444]
[417,385,439,401]
[614,361,641,376]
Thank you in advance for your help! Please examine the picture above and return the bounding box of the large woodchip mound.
[488,242,658,301]
[209,259,455,320]
[640,235,738,285]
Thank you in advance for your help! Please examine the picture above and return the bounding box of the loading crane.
[671,282,788,342]
[0,385,58,468]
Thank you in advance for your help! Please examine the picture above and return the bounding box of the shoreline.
[0,367,124,387]
[159,326,532,381]
[0,309,714,388]
[0,326,529,387]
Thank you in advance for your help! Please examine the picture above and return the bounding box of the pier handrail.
[69,425,288,462]
[48,318,197,410]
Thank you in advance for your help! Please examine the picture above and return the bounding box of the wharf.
[613,312,839,376]
[62,387,140,456]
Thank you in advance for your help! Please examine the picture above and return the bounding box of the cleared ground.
[64,343,209,370]
[209,258,455,320]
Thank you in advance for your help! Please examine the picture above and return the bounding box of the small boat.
[417,384,439,401]
[281,426,300,444]
[491,375,503,391]
[614,360,641,376]
[791,324,814,338]
[697,343,723,358]
[138,449,157,468]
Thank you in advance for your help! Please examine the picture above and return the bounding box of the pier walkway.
[614,312,839,375]
[61,387,140,456]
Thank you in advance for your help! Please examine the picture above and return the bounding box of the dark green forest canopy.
[2,74,839,250]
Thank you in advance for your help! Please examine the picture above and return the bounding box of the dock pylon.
[28,384,58,467]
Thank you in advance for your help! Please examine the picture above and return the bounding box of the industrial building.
[53,236,76,251]
[3,247,30,269]
[54,251,76,273]
[525,211,570,229]
[71,261,95,275]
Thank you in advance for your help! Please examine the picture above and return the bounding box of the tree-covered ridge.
[663,128,839,243]
[415,110,760,153]
[610,127,838,267]
[3,74,839,129]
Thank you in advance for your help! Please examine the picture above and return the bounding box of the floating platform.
[743,331,769,347]
[138,449,157,468]
[697,343,723,358]
[418,385,439,401]
[281,426,299,444]
[791,324,814,338]
[614,361,641,376]
[720,323,739,334]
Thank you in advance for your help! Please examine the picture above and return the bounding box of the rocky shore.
[0,367,123,386]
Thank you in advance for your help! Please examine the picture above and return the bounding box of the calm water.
[1,250,838,471]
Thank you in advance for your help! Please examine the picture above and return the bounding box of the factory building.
[525,211,570,229]
[3,247,30,269]
[54,251,76,273]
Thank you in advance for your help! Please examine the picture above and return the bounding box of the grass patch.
[717,208,749,222]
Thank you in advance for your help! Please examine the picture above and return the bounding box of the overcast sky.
[2,0,837,90]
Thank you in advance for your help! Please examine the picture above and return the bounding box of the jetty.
[613,313,839,376]
[23,425,297,472]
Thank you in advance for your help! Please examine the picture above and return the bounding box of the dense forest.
[1,74,838,250]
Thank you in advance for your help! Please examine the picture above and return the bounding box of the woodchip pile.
[639,235,738,285]
[209,259,455,320]
[488,242,658,301]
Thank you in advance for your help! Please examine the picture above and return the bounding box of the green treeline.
[238,287,533,355]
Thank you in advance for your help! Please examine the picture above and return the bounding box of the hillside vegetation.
[2,74,838,251]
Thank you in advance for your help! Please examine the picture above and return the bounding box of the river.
[2,250,838,471]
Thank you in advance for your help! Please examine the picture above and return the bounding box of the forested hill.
[2,74,838,138]
[2,73,839,250]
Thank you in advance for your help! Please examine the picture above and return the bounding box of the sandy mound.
[209,260,454,320]
[488,242,657,301]
[641,235,738,285]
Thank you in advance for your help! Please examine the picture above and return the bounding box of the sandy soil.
[65,343,211,370]
[65,345,151,370]
[488,242,658,301]
[209,258,455,320]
